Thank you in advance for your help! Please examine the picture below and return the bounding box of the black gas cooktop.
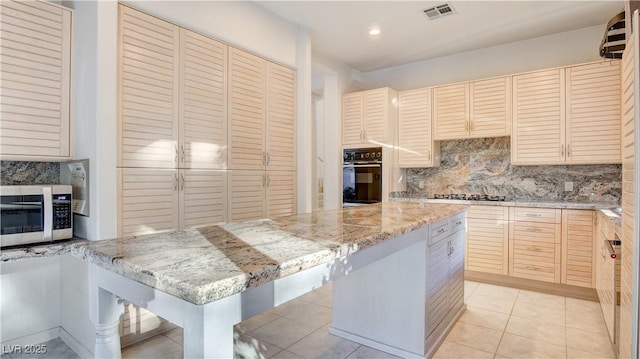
[432,194,507,201]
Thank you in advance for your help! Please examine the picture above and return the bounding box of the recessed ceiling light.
[369,27,381,36]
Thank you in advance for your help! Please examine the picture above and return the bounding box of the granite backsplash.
[1,161,61,185]
[402,137,621,203]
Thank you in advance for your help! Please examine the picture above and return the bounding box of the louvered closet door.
[512,69,565,165]
[119,5,179,168]
[180,169,226,228]
[228,48,266,170]
[398,88,433,167]
[266,170,296,218]
[119,168,179,237]
[433,83,468,140]
[362,88,387,144]
[266,63,296,171]
[342,93,362,146]
[179,29,227,169]
[566,61,621,164]
[228,170,265,221]
[0,0,71,157]
[470,77,511,138]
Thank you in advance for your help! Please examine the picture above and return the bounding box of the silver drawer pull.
[525,265,540,271]
[454,220,462,225]
[526,246,542,252]
[525,227,543,232]
[437,228,446,234]
[525,213,542,217]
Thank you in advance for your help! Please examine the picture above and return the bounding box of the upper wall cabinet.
[433,77,511,141]
[398,88,439,168]
[342,87,397,147]
[512,61,621,165]
[0,0,72,159]
[119,5,228,169]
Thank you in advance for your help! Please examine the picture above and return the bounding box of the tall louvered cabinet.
[512,61,621,165]
[117,5,228,237]
[0,0,72,159]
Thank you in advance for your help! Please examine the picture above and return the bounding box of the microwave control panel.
[53,193,72,230]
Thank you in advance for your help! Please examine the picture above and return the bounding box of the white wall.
[363,25,606,91]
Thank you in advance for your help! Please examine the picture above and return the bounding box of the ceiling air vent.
[423,3,456,21]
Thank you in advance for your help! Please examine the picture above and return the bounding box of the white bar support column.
[92,287,123,359]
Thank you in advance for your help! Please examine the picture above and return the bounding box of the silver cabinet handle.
[174,173,179,191]
[567,144,571,158]
[180,145,185,164]
[266,152,270,165]
[175,145,179,164]
[267,174,270,187]
[180,173,185,191]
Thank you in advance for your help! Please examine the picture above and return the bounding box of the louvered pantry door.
[119,5,179,168]
[362,88,388,144]
[266,63,296,171]
[119,168,179,237]
[228,48,266,170]
[179,169,226,228]
[342,92,363,146]
[469,77,511,138]
[398,88,434,167]
[433,83,468,140]
[179,29,227,169]
[0,0,71,157]
[266,170,296,218]
[565,61,621,164]
[228,170,265,222]
[511,69,565,165]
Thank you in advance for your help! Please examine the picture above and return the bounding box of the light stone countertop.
[1,239,85,263]
[70,202,468,305]
[393,197,620,210]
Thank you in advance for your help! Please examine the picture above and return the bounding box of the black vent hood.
[600,10,626,59]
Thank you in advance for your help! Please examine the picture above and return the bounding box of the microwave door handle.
[42,186,53,241]
[348,164,382,168]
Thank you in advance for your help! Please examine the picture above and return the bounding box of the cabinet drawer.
[429,219,450,246]
[512,207,561,223]
[511,221,560,243]
[467,205,507,220]
[450,212,466,233]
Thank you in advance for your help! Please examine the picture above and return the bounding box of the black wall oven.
[342,147,383,207]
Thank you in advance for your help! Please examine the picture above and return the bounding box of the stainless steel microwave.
[0,185,73,248]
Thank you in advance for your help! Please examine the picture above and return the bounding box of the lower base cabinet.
[466,206,509,275]
[330,212,466,358]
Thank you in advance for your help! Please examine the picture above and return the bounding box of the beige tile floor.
[7,281,615,359]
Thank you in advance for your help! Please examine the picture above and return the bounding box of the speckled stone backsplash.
[1,161,60,185]
[405,137,621,202]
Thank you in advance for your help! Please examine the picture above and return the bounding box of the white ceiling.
[255,1,625,72]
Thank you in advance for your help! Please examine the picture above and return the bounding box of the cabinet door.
[228,48,266,170]
[398,88,435,167]
[228,170,265,221]
[0,0,71,157]
[561,209,595,288]
[266,170,296,218]
[469,77,511,138]
[180,169,226,228]
[119,168,179,237]
[448,229,465,313]
[362,88,388,144]
[433,83,468,140]
[426,238,449,336]
[466,206,509,275]
[119,5,180,168]
[266,63,296,171]
[512,69,565,165]
[179,29,227,169]
[342,92,362,146]
[566,61,621,164]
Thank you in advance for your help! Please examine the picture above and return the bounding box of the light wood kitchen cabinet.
[120,5,228,170]
[509,207,562,283]
[512,61,621,165]
[433,77,510,140]
[228,170,295,222]
[266,63,296,171]
[0,0,72,159]
[342,88,397,147]
[466,205,509,275]
[398,88,439,167]
[118,168,227,237]
[561,209,596,288]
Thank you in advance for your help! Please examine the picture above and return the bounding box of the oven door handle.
[344,164,382,168]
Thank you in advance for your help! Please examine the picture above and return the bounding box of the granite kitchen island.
[72,202,467,358]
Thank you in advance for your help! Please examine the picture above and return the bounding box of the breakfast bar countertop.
[71,201,468,305]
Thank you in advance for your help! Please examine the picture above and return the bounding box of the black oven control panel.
[343,148,382,163]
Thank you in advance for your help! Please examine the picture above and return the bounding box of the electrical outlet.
[564,181,574,191]
[418,180,425,189]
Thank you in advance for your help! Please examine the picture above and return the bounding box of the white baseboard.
[328,326,424,359]
[1,327,59,347]
[59,327,93,359]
